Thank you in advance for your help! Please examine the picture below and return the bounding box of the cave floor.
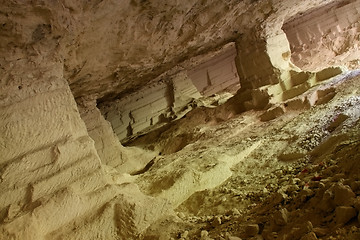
[127,72,360,240]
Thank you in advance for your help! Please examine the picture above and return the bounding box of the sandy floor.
[125,71,360,240]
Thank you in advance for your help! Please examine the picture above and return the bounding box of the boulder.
[333,183,356,206]
[335,206,357,225]
[274,208,289,226]
[244,224,259,237]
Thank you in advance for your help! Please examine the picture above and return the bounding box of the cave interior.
[1,0,360,239]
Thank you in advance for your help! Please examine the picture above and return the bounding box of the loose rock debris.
[136,73,360,240]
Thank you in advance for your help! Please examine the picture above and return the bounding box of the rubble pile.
[137,73,360,240]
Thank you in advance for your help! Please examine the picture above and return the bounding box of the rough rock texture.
[137,71,360,240]
[77,98,164,174]
[77,99,128,170]
[187,43,240,96]
[0,0,344,103]
[284,0,360,71]
[100,71,201,141]
[1,0,360,239]
[0,61,171,239]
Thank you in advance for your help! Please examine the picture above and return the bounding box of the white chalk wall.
[187,44,240,96]
[102,46,242,141]
[102,72,201,140]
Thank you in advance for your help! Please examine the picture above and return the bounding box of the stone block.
[326,113,349,132]
[316,67,343,82]
[335,206,357,225]
[312,227,328,237]
[260,106,284,122]
[308,87,336,106]
[274,208,289,226]
[282,81,310,101]
[289,70,311,87]
[333,183,356,206]
[284,97,311,110]
[244,224,259,237]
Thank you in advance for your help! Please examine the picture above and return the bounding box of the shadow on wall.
[100,43,241,142]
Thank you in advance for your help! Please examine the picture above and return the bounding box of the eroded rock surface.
[1,0,360,239]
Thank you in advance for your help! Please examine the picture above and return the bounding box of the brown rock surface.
[335,206,357,225]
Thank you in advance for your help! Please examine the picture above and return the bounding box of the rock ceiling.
[0,0,339,104]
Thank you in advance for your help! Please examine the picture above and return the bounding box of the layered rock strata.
[0,61,170,239]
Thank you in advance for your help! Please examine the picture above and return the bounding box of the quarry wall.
[187,44,240,96]
[101,72,201,141]
[283,0,360,71]
[0,60,170,240]
[0,61,109,238]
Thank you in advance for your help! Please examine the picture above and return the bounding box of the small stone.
[304,221,314,233]
[333,183,356,206]
[292,178,301,184]
[318,182,326,189]
[231,208,241,215]
[299,188,315,202]
[313,227,328,237]
[211,216,222,227]
[181,231,189,239]
[300,232,318,240]
[177,212,186,219]
[200,230,209,239]
[244,224,259,237]
[225,232,242,240]
[6,204,21,219]
[272,192,286,205]
[227,236,242,240]
[330,173,346,182]
[274,208,289,226]
[350,181,360,193]
[318,189,335,213]
[286,184,299,192]
[225,234,241,240]
[335,206,357,225]
[262,231,278,240]
[291,221,313,237]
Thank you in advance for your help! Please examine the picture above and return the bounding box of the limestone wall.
[187,44,240,96]
[0,62,110,238]
[102,45,244,142]
[0,61,170,239]
[235,32,281,90]
[233,22,344,112]
[101,72,201,141]
[78,101,128,171]
[283,0,360,71]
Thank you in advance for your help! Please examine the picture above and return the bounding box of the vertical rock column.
[233,31,281,111]
[77,98,131,173]
[235,31,281,91]
[233,24,342,114]
[0,61,114,239]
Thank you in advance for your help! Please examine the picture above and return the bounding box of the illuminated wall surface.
[1,0,360,239]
